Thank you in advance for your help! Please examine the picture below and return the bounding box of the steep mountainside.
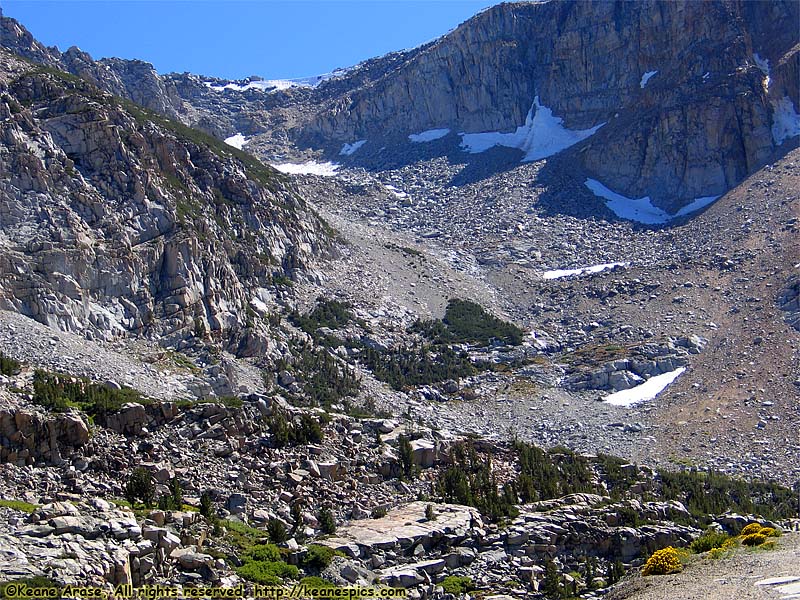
[0,50,329,353]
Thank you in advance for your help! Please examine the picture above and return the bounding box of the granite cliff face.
[0,50,329,351]
[298,0,798,211]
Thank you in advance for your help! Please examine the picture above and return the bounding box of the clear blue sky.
[2,1,494,80]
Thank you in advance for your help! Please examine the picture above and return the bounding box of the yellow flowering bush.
[641,547,683,576]
[759,527,780,538]
[740,523,763,536]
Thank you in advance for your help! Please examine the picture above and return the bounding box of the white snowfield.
[204,73,335,93]
[605,367,686,407]
[270,161,339,177]
[223,133,247,150]
[409,128,451,143]
[340,140,366,156]
[585,178,719,225]
[542,262,627,280]
[640,70,658,88]
[771,96,800,146]
[460,96,605,162]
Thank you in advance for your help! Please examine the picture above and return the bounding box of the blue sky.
[2,1,493,80]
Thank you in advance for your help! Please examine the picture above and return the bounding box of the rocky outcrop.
[0,50,330,349]
[0,408,89,465]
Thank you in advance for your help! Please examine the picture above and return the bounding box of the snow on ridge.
[771,96,800,146]
[271,161,339,177]
[542,262,627,280]
[340,140,366,156]
[585,178,719,224]
[224,133,248,150]
[604,367,686,407]
[205,72,336,94]
[409,128,451,143]
[640,70,658,88]
[459,96,604,162]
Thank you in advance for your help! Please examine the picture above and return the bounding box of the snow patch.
[585,179,719,224]
[640,70,658,88]
[460,97,605,162]
[340,140,366,156]
[224,133,247,150]
[753,53,771,92]
[605,367,686,407]
[409,128,450,143]
[385,184,408,199]
[271,161,339,177]
[205,73,334,93]
[771,96,800,146]
[542,262,627,280]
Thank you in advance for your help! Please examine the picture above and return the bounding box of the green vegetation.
[690,530,731,553]
[299,577,337,590]
[440,576,474,595]
[156,477,184,511]
[267,408,324,448]
[514,443,595,502]
[641,546,683,576]
[124,468,156,508]
[658,469,797,521]
[302,545,339,570]
[413,299,523,346]
[0,499,38,514]
[242,544,282,563]
[360,344,475,391]
[295,345,360,407]
[267,518,288,544]
[220,519,269,551]
[0,352,20,376]
[317,507,336,535]
[32,369,148,418]
[235,560,298,585]
[398,434,416,480]
[291,298,356,332]
[437,441,518,522]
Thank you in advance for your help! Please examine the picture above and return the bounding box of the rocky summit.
[0,2,799,600]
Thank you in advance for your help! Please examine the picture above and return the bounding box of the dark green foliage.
[267,408,324,448]
[291,501,303,534]
[32,369,148,417]
[437,442,517,522]
[235,560,298,584]
[398,434,415,479]
[514,442,595,502]
[157,476,184,511]
[690,530,731,553]
[542,560,565,599]
[0,352,20,376]
[414,299,523,346]
[200,491,214,519]
[1,577,59,599]
[606,560,625,585]
[124,468,155,508]
[243,544,282,563]
[267,518,288,544]
[360,344,475,390]
[440,576,474,595]
[294,344,360,407]
[658,469,797,521]
[596,453,638,499]
[317,507,336,534]
[299,577,337,589]
[302,544,337,570]
[291,297,355,332]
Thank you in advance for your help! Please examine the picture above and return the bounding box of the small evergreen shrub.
[124,468,155,508]
[690,531,730,553]
[243,544,281,563]
[0,352,20,376]
[440,576,474,595]
[303,544,337,570]
[267,518,288,544]
[317,507,336,534]
[641,547,683,576]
